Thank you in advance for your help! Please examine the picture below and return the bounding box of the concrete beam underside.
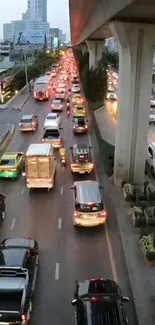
[86,40,105,69]
[110,22,155,185]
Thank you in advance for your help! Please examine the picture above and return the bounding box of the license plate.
[79,171,85,174]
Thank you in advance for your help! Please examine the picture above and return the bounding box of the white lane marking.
[88,133,118,283]
[60,187,63,194]
[10,218,16,230]
[55,263,60,280]
[58,218,62,229]
[21,187,25,195]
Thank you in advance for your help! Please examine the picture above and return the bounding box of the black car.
[69,144,93,174]
[72,117,88,133]
[0,237,39,325]
[72,278,129,325]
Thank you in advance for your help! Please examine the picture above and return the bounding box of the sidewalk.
[93,104,155,325]
[7,87,31,109]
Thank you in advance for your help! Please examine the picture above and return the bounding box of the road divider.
[10,217,16,230]
[58,218,62,229]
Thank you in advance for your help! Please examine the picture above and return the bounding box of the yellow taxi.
[72,104,86,117]
[0,152,24,179]
[72,94,84,105]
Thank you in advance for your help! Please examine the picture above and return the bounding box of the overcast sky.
[0,0,70,40]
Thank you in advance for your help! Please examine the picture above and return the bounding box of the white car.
[150,96,155,107]
[72,84,80,93]
[149,109,155,124]
[44,113,61,128]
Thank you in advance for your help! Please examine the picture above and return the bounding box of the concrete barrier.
[0,124,15,156]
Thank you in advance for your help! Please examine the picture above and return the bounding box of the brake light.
[34,91,37,97]
[19,123,21,126]
[73,211,80,218]
[85,125,88,129]
[79,155,84,158]
[32,122,35,126]
[88,202,93,206]
[45,91,48,97]
[22,314,27,323]
[100,210,107,217]
[91,297,97,302]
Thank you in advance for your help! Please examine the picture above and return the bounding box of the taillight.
[32,122,35,126]
[85,125,88,129]
[100,210,107,217]
[73,211,80,218]
[21,314,27,323]
[45,91,48,97]
[91,297,97,302]
[34,91,37,97]
[19,123,21,126]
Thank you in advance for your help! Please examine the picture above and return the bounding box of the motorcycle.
[12,106,22,111]
[61,155,66,166]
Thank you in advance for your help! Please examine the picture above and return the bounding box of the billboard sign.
[53,37,59,49]
[15,31,45,44]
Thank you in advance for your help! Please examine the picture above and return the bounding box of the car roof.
[77,279,121,297]
[21,114,33,119]
[1,152,18,159]
[74,181,101,204]
[1,237,35,249]
[0,248,27,267]
[73,144,89,151]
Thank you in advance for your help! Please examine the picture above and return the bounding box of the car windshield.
[21,118,32,123]
[46,115,56,120]
[53,100,61,104]
[0,159,16,166]
[75,202,104,213]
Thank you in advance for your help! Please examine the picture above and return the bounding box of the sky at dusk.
[0,0,70,40]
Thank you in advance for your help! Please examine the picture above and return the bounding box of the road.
[100,100,155,145]
[0,89,138,325]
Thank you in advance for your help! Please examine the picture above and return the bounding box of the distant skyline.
[0,0,70,40]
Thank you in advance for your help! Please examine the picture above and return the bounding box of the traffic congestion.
[0,50,138,325]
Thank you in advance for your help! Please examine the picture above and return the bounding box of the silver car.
[149,109,155,124]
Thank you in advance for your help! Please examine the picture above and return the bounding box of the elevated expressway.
[69,0,155,185]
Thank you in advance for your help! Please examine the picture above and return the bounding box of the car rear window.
[53,100,61,104]
[21,118,32,123]
[46,115,56,120]
[45,130,59,137]
[78,119,85,126]
[76,107,83,110]
[0,159,16,166]
[75,202,104,213]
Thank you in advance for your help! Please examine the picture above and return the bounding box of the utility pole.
[24,52,29,93]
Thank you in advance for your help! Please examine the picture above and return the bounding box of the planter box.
[132,211,146,228]
[140,241,155,266]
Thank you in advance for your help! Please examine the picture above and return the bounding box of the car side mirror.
[70,186,74,190]
[99,186,104,190]
[122,296,129,302]
[71,299,77,305]
[59,127,63,130]
[89,146,92,149]
[69,146,73,149]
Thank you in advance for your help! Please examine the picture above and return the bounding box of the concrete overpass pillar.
[109,22,155,185]
[86,40,105,69]
[80,43,87,55]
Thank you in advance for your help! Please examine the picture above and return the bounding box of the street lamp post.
[24,52,29,93]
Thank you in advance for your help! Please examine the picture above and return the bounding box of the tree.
[82,64,107,102]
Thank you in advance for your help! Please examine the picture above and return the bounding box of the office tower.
[3,23,12,42]
[25,0,47,22]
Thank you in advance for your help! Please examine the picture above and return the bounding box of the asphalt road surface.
[105,100,155,144]
[0,88,138,325]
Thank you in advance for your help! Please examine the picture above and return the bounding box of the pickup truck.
[42,127,62,149]
[0,237,38,325]
[72,278,129,325]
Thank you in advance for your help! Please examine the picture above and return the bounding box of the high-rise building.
[3,23,12,42]
[3,20,49,43]
[22,0,47,22]
[49,28,60,39]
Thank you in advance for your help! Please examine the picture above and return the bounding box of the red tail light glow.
[32,122,35,126]
[91,297,97,302]
[22,314,27,322]
[85,125,88,129]
[73,211,80,218]
[100,210,107,217]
